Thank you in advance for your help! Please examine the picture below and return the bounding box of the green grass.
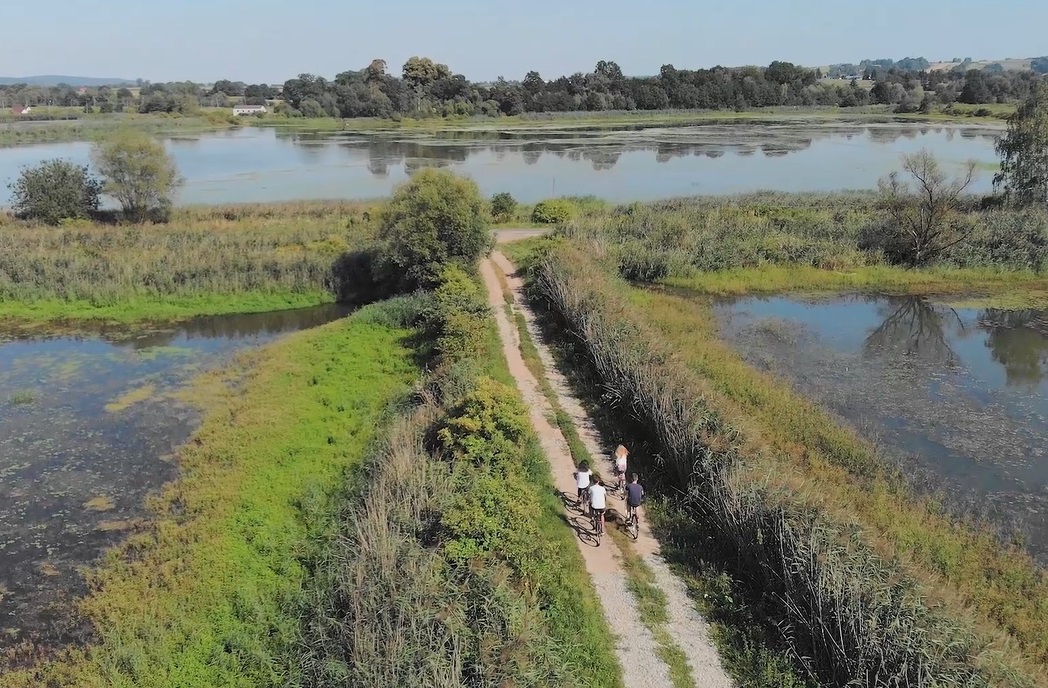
[0,291,334,326]
[625,282,1048,682]
[0,302,419,687]
[532,244,1044,685]
[496,256,810,686]
[0,201,379,324]
[0,112,236,145]
[662,264,1048,307]
[8,390,36,405]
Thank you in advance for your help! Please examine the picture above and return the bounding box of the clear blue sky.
[1,0,1044,83]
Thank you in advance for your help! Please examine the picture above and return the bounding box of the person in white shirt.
[612,445,629,492]
[573,461,593,509]
[588,477,608,537]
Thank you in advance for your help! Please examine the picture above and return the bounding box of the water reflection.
[713,294,1048,563]
[862,298,965,369]
[981,310,1048,386]
[0,121,1003,205]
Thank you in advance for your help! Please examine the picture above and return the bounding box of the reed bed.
[0,202,378,307]
[559,193,1048,277]
[531,243,1043,686]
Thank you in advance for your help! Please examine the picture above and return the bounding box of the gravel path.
[481,257,672,688]
[486,248,734,688]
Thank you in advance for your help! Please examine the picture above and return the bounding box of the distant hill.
[0,75,137,87]
[927,58,1034,72]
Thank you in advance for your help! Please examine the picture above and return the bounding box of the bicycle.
[625,503,639,540]
[591,507,605,545]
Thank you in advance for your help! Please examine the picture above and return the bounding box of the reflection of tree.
[582,148,622,171]
[863,297,963,367]
[979,310,1048,385]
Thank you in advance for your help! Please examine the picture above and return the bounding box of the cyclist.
[573,461,592,509]
[589,477,608,538]
[613,445,629,492]
[625,473,644,526]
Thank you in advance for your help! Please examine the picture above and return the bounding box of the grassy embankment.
[1,300,420,686]
[504,194,1048,685]
[0,110,238,146]
[299,268,620,687]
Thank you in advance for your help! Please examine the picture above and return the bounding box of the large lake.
[0,121,1002,206]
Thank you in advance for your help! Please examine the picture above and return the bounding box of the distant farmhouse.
[232,104,267,116]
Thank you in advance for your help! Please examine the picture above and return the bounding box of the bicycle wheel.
[628,514,639,540]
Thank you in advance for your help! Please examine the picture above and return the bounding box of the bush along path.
[481,252,734,688]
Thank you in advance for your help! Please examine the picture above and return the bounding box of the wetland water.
[0,305,350,652]
[0,120,1000,206]
[714,295,1048,562]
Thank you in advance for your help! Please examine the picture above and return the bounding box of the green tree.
[490,192,517,221]
[874,149,977,266]
[91,131,183,222]
[7,159,103,225]
[378,169,491,289]
[994,80,1048,206]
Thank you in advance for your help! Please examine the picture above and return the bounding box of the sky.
[1,0,1045,84]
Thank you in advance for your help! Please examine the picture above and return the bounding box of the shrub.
[378,169,492,290]
[7,159,102,225]
[491,192,518,221]
[532,199,576,224]
[92,130,184,223]
[422,265,490,367]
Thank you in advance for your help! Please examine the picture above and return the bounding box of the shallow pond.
[0,304,350,652]
[714,295,1048,562]
[0,120,1001,206]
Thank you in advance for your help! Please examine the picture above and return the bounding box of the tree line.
[2,55,1047,119]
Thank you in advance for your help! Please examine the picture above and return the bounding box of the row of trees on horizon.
[2,56,1047,119]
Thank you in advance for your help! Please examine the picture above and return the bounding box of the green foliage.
[7,159,102,225]
[532,244,1042,686]
[438,377,530,463]
[491,191,518,221]
[873,150,978,266]
[91,129,184,222]
[995,81,1048,206]
[559,192,1048,276]
[423,265,491,366]
[531,199,576,224]
[0,201,377,322]
[1,304,418,687]
[378,168,492,289]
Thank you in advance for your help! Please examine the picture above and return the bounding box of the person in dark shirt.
[625,473,644,524]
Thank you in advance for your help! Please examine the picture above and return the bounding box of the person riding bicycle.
[573,461,593,508]
[625,473,644,524]
[588,477,608,536]
[613,445,629,491]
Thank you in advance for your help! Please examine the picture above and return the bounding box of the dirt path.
[481,248,734,688]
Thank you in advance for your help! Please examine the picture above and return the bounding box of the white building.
[232,104,267,116]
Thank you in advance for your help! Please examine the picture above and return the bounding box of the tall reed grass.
[559,193,1048,276]
[530,243,1042,686]
[0,201,378,308]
